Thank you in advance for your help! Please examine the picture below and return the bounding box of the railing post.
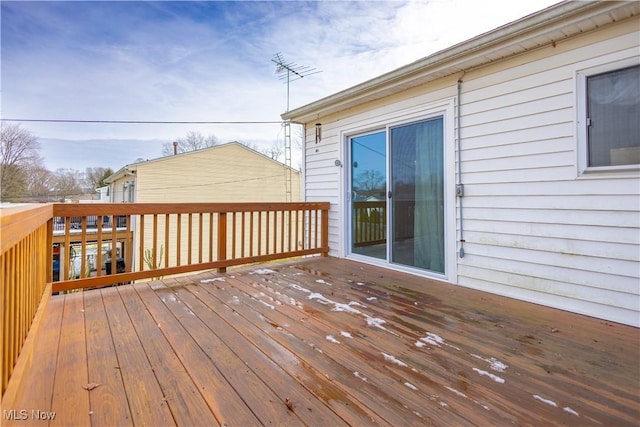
[321,205,329,256]
[46,218,53,283]
[217,212,227,273]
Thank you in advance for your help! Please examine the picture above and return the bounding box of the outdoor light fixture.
[315,123,322,144]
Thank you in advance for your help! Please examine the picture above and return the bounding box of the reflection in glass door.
[390,117,444,273]
[350,131,386,259]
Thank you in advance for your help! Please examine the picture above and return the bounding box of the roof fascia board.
[281,1,619,123]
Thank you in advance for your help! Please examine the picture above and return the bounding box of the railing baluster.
[80,216,87,279]
[209,212,214,262]
[257,211,262,257]
[152,214,158,270]
[217,212,227,273]
[241,211,246,258]
[264,211,271,255]
[176,214,181,266]
[249,211,254,257]
[281,210,286,254]
[164,214,170,269]
[274,211,279,254]
[231,212,236,260]
[97,216,103,277]
[199,213,204,264]
[187,213,193,265]
[315,209,319,250]
[139,214,145,272]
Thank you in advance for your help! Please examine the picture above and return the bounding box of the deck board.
[84,288,132,427]
[117,285,218,427]
[132,280,262,426]
[50,294,91,427]
[5,256,639,426]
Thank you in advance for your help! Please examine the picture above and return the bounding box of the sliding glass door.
[349,116,445,274]
[350,131,387,259]
[390,117,444,273]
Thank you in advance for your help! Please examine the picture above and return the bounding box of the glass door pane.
[350,131,387,259]
[390,117,444,273]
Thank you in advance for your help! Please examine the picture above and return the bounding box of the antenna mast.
[272,53,321,201]
[272,52,321,112]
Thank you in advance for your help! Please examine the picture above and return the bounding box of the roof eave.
[282,1,630,123]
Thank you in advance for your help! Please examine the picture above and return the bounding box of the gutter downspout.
[457,76,465,258]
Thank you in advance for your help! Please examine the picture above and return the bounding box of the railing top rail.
[1,204,54,254]
[52,202,330,216]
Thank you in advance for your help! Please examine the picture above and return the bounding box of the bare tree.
[161,131,218,155]
[262,139,284,162]
[25,165,54,198]
[354,169,385,198]
[1,124,42,201]
[52,168,83,200]
[84,167,114,191]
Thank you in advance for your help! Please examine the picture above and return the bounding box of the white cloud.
[2,0,560,170]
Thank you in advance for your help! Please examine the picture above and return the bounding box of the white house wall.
[301,17,639,326]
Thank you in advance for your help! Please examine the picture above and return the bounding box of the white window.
[577,61,640,173]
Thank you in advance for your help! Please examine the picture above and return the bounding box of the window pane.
[350,131,387,259]
[390,117,444,273]
[587,65,640,167]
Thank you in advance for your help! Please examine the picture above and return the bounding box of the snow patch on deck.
[471,354,508,372]
[533,394,557,407]
[382,353,408,367]
[200,277,225,283]
[354,371,367,382]
[563,407,579,416]
[473,368,505,384]
[250,269,276,275]
[326,335,340,344]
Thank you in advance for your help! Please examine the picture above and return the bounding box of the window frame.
[576,58,640,175]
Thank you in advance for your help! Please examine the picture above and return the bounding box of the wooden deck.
[5,257,639,426]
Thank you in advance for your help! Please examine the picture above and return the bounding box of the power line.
[1,118,282,125]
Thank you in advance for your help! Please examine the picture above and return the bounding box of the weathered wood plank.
[175,284,350,426]
[6,257,639,426]
[83,289,133,427]
[153,283,303,426]
[310,258,640,424]
[186,272,418,426]
[100,286,175,426]
[50,293,91,426]
[218,271,473,425]
[116,285,219,427]
[4,293,62,427]
[132,281,261,426]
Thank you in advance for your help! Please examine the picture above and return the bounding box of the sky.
[1,0,561,172]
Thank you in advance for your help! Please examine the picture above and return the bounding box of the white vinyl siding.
[300,15,639,326]
[455,19,639,326]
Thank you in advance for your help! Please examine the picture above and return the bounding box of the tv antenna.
[272,53,321,202]
[272,52,321,112]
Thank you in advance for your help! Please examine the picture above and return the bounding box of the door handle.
[388,191,392,199]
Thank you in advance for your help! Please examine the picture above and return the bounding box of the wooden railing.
[1,204,53,395]
[353,201,386,247]
[1,201,329,398]
[52,202,330,292]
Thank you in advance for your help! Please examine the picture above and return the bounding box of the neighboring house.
[105,141,301,271]
[283,1,639,326]
[106,141,300,203]
[95,185,110,202]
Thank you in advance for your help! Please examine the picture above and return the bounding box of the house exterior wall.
[134,143,300,203]
[108,142,301,275]
[299,17,639,326]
